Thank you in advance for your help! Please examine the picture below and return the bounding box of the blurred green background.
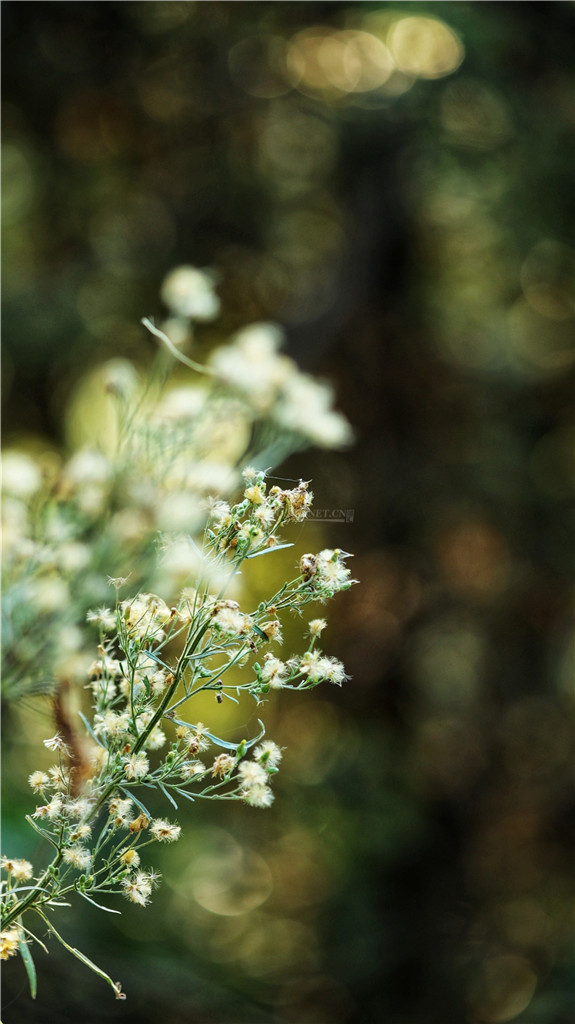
[2,2,574,1022]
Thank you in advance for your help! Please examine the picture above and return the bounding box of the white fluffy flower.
[209,323,294,410]
[0,857,33,881]
[64,450,111,487]
[242,783,274,808]
[274,375,352,448]
[122,871,155,907]
[254,741,283,769]
[156,385,206,422]
[62,847,92,871]
[238,761,268,786]
[316,549,355,592]
[123,753,149,780]
[1,451,42,499]
[260,654,288,689]
[211,600,251,636]
[161,266,220,320]
[150,819,181,843]
[28,771,50,792]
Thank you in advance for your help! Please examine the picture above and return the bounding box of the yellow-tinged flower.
[128,814,149,834]
[150,819,181,843]
[48,765,71,791]
[211,600,251,636]
[211,754,235,778]
[69,824,92,842]
[308,618,327,637]
[244,484,265,505]
[28,771,49,792]
[254,503,276,528]
[1,929,20,960]
[316,548,355,591]
[1,857,33,881]
[109,797,134,826]
[316,655,348,685]
[33,795,63,820]
[260,619,282,643]
[119,848,140,869]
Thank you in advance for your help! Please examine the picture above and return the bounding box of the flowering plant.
[1,268,355,1000]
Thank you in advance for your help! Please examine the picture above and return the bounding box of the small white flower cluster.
[86,607,117,632]
[1,927,21,961]
[211,599,252,636]
[120,593,176,641]
[121,871,159,908]
[2,268,353,713]
[250,646,347,696]
[123,753,150,780]
[237,741,283,809]
[0,857,33,960]
[1,268,356,1000]
[300,548,356,598]
[208,323,352,448]
[206,470,314,561]
[161,266,220,322]
[292,650,348,687]
[62,847,92,871]
[0,857,34,882]
[260,654,289,689]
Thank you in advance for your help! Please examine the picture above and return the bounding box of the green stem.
[34,909,125,1000]
[2,849,64,930]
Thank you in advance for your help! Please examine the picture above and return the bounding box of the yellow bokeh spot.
[186,828,273,916]
[334,31,395,92]
[388,16,464,79]
[286,26,395,97]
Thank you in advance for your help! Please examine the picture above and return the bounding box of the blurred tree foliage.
[2,2,574,1023]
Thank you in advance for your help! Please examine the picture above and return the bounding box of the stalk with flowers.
[1,267,356,1000]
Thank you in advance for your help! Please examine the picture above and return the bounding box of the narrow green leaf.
[18,924,37,1000]
[158,782,178,810]
[78,892,121,914]
[220,690,239,705]
[34,910,125,1000]
[243,719,266,750]
[245,542,294,559]
[167,716,265,751]
[25,816,59,848]
[174,788,195,802]
[118,787,151,819]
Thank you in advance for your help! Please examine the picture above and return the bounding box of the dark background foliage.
[2,3,574,1023]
